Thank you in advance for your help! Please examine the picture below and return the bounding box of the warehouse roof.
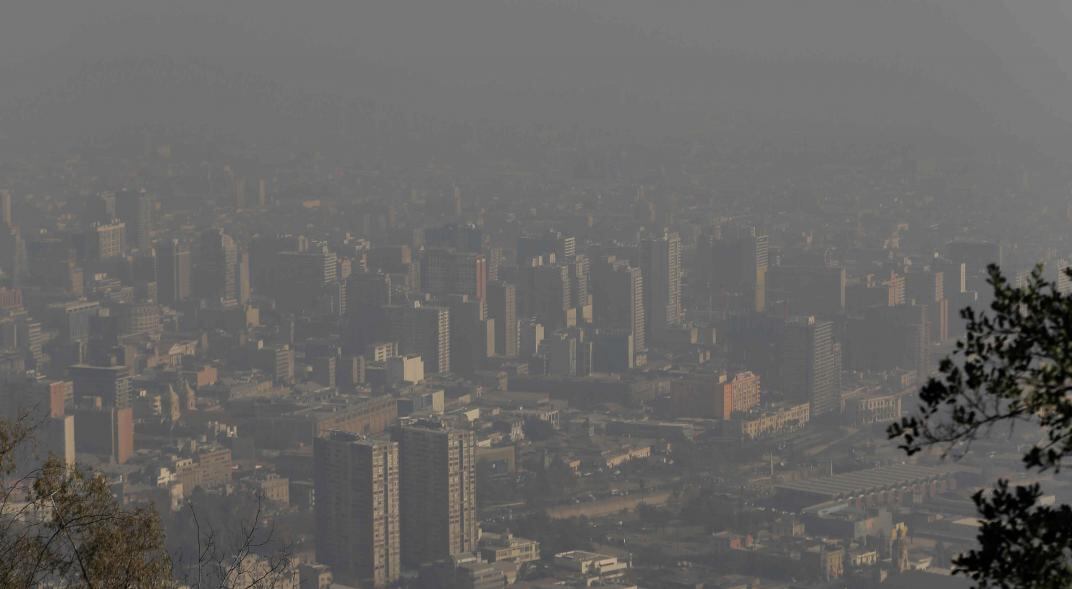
[776,464,956,499]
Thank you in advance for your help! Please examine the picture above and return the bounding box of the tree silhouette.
[0,412,292,587]
[889,264,1072,589]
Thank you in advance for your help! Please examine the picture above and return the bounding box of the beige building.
[479,531,540,564]
[739,403,810,440]
[394,422,478,568]
[314,432,400,588]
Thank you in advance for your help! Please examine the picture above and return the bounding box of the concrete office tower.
[257,178,268,208]
[271,247,337,312]
[639,230,682,337]
[91,222,126,260]
[75,403,134,464]
[68,364,131,409]
[486,282,518,357]
[385,303,451,374]
[258,344,295,384]
[442,295,492,376]
[156,240,191,307]
[519,263,571,331]
[518,319,544,359]
[232,176,247,211]
[544,331,578,376]
[344,271,393,353]
[115,189,153,251]
[705,225,769,314]
[0,189,11,227]
[393,423,477,568]
[87,192,117,225]
[47,415,76,468]
[516,231,575,266]
[347,271,393,311]
[238,250,251,306]
[420,248,487,301]
[387,354,424,386]
[946,240,1003,293]
[311,355,337,388]
[766,265,846,318]
[314,432,401,588]
[781,316,841,418]
[567,254,591,323]
[726,371,762,415]
[194,228,239,306]
[337,354,367,390]
[15,415,74,472]
[424,223,482,253]
[591,257,645,357]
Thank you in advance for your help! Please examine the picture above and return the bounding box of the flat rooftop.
[776,464,956,499]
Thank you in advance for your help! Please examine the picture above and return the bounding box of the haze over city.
[1,2,1071,588]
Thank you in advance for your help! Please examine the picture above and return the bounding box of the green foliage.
[0,458,172,588]
[957,481,1072,589]
[0,415,290,587]
[888,264,1072,589]
[523,460,576,508]
[512,513,593,559]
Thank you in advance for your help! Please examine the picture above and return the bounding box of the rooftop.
[776,464,958,499]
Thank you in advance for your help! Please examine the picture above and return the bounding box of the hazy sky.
[4,1,1072,152]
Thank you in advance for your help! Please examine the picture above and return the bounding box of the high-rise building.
[518,319,544,359]
[310,355,337,388]
[115,189,153,251]
[257,344,295,384]
[75,404,134,464]
[486,282,518,357]
[780,317,840,418]
[231,175,247,211]
[0,189,12,228]
[639,230,682,336]
[26,238,77,292]
[68,364,130,409]
[946,241,1002,293]
[385,304,451,374]
[0,224,25,283]
[516,231,575,266]
[336,354,367,390]
[270,247,338,312]
[420,249,487,302]
[424,223,482,253]
[767,266,846,318]
[46,301,100,344]
[591,257,645,357]
[344,272,394,354]
[704,227,769,314]
[87,192,117,225]
[238,250,251,306]
[518,264,571,331]
[90,222,126,260]
[194,228,239,306]
[845,304,931,378]
[544,331,578,376]
[726,371,762,415]
[592,331,634,373]
[440,295,491,376]
[669,374,730,419]
[393,422,477,568]
[314,432,401,588]
[567,255,591,323]
[347,272,393,311]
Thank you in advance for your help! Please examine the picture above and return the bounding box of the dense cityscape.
[5,2,1072,589]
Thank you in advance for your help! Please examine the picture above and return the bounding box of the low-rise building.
[480,531,540,564]
[737,402,810,440]
[553,550,628,583]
